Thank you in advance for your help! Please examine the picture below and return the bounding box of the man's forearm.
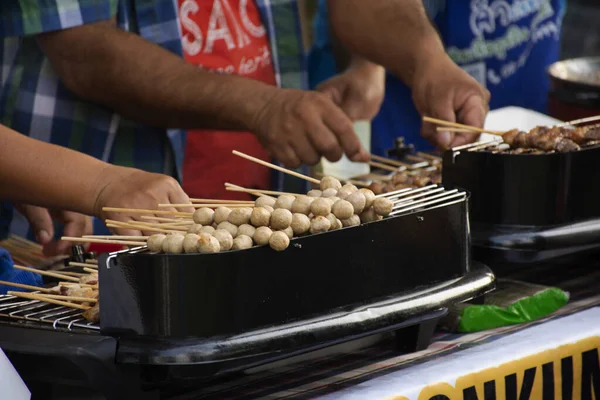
[1,125,111,215]
[327,0,447,88]
[36,20,277,131]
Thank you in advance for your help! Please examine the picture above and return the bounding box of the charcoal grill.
[0,186,495,399]
[442,139,600,264]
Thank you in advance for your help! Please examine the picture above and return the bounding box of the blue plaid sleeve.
[0,0,119,37]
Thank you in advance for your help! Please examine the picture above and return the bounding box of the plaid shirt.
[0,0,307,239]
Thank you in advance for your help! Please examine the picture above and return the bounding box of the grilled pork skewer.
[503,124,600,152]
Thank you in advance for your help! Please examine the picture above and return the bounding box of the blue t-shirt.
[309,0,566,154]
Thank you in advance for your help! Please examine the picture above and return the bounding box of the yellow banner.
[388,336,600,400]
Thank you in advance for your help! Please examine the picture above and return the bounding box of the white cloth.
[0,348,30,399]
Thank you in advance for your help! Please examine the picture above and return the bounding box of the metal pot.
[548,57,600,123]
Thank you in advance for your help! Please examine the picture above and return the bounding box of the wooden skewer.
[106,221,184,234]
[435,127,477,133]
[124,220,191,229]
[8,291,90,310]
[105,219,186,233]
[53,271,87,277]
[85,259,98,265]
[157,203,253,208]
[416,152,442,161]
[106,219,187,231]
[105,223,176,234]
[102,207,193,217]
[61,237,147,246]
[8,234,43,252]
[59,282,97,289]
[368,160,405,173]
[38,294,98,303]
[225,185,301,197]
[423,116,503,135]
[0,280,52,293]
[232,150,321,184]
[189,198,254,204]
[557,115,600,127]
[140,216,184,223]
[83,268,98,274]
[84,235,150,240]
[69,262,98,269]
[370,154,412,168]
[225,183,273,198]
[13,265,79,282]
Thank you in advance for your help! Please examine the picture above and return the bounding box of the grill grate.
[453,137,600,154]
[0,295,99,334]
[379,185,467,217]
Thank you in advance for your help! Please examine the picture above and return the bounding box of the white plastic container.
[320,120,371,180]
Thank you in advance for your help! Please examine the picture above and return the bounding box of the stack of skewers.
[0,258,100,323]
[64,151,395,255]
[425,115,600,154]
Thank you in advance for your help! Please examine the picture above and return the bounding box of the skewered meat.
[83,303,100,323]
[80,274,98,285]
[502,124,600,152]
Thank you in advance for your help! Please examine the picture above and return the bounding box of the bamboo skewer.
[368,160,405,173]
[53,271,87,277]
[232,150,321,184]
[189,198,255,204]
[61,237,147,246]
[37,294,98,303]
[105,219,188,231]
[60,282,97,289]
[370,154,410,168]
[106,223,178,234]
[225,185,300,197]
[225,183,272,198]
[13,265,79,282]
[139,216,187,223]
[85,259,98,265]
[557,115,600,127]
[423,116,503,136]
[102,207,193,217]
[84,235,150,240]
[104,220,185,234]
[436,127,476,133]
[0,280,52,293]
[69,262,98,269]
[158,203,253,208]
[8,291,90,310]
[416,152,442,162]
[83,268,98,274]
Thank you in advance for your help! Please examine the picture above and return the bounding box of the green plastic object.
[457,287,569,333]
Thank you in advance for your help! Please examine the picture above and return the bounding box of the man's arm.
[37,19,271,132]
[36,19,368,166]
[327,0,489,148]
[0,124,190,219]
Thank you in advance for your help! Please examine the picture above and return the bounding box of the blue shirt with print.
[309,0,566,154]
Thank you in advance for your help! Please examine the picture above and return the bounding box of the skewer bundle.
[1,263,100,323]
[145,175,392,254]
[426,115,600,154]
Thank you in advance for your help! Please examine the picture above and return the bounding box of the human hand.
[15,204,93,256]
[412,55,490,149]
[250,88,370,168]
[92,166,193,236]
[316,59,385,121]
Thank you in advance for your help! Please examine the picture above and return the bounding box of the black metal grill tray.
[99,198,471,338]
[471,218,600,264]
[0,263,494,399]
[442,145,600,227]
